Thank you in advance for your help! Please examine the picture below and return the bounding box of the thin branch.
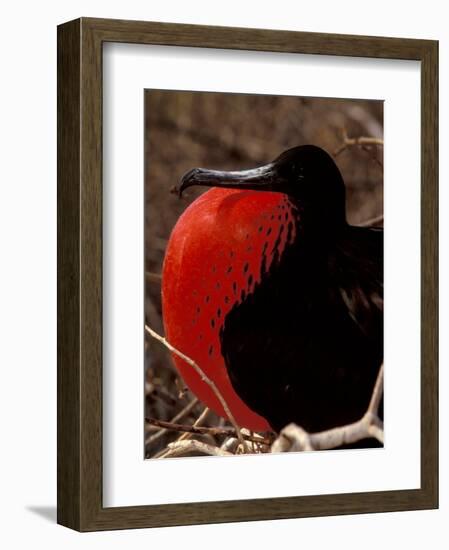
[358,213,384,228]
[145,397,198,445]
[360,144,383,169]
[151,446,174,460]
[191,407,211,428]
[367,363,384,415]
[334,130,384,157]
[145,417,272,445]
[177,407,211,441]
[241,428,274,443]
[219,429,273,455]
[146,271,162,284]
[159,439,234,458]
[144,324,248,451]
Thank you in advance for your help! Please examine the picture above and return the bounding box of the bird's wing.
[332,226,383,340]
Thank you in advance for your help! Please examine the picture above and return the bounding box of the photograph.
[144,90,384,459]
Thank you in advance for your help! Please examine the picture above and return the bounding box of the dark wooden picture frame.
[57,17,438,532]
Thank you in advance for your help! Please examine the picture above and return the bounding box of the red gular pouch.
[162,188,297,432]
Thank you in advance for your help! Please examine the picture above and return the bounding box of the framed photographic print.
[57,17,438,531]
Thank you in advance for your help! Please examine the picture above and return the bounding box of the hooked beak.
[178,163,278,197]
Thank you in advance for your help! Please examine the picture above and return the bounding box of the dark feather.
[332,226,383,340]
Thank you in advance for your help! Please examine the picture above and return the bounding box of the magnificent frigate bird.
[161,145,383,435]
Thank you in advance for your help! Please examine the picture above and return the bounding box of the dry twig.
[334,130,384,158]
[146,417,272,445]
[145,397,199,445]
[159,439,234,458]
[177,407,211,441]
[144,324,248,451]
[146,271,162,284]
[358,213,384,228]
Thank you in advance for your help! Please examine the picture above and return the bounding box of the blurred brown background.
[144,90,383,458]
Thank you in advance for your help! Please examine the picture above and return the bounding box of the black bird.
[164,145,383,439]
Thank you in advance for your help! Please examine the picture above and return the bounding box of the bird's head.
[179,145,347,226]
